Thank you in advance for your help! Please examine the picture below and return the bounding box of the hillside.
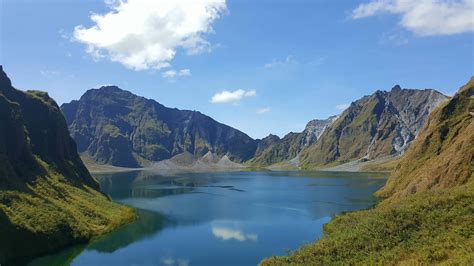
[0,66,134,264]
[62,86,258,168]
[261,78,474,265]
[299,85,448,169]
[377,77,474,198]
[248,116,336,167]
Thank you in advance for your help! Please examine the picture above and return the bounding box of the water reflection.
[30,170,387,266]
[212,226,258,242]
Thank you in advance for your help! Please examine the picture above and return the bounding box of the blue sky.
[1,0,473,139]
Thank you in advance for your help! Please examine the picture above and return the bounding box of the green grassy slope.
[261,77,474,265]
[262,182,474,265]
[0,66,134,264]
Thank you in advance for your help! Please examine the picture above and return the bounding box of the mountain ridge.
[62,86,258,168]
[299,85,448,169]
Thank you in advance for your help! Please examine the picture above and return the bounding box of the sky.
[1,0,473,139]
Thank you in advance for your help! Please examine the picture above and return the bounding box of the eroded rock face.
[248,116,337,167]
[62,86,258,167]
[377,77,474,199]
[300,85,449,168]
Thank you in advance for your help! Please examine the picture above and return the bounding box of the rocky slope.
[300,85,448,169]
[262,78,473,265]
[248,116,336,167]
[61,86,258,168]
[0,66,134,264]
[377,77,474,199]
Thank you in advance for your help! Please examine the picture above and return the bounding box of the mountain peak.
[391,84,402,91]
[98,85,122,91]
[0,65,12,88]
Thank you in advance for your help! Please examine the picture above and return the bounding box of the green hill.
[0,66,134,264]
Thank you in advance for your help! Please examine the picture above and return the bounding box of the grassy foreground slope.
[0,66,134,264]
[261,77,474,265]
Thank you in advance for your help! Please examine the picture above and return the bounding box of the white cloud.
[178,69,191,76]
[351,0,474,36]
[211,89,256,104]
[264,55,297,68]
[162,68,191,79]
[336,103,350,111]
[73,0,227,70]
[257,107,271,114]
[212,227,258,242]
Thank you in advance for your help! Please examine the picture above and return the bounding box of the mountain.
[248,116,336,167]
[61,86,258,168]
[0,66,134,264]
[261,78,474,265]
[299,85,448,169]
[377,77,474,199]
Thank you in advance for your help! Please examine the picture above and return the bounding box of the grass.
[261,181,474,265]
[0,157,135,265]
[360,156,402,172]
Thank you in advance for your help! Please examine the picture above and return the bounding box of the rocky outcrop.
[300,85,448,169]
[62,86,258,168]
[377,77,474,199]
[248,116,336,167]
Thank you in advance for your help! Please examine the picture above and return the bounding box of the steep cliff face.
[377,77,474,199]
[299,86,448,169]
[0,66,97,189]
[0,66,134,264]
[62,86,258,168]
[248,116,336,167]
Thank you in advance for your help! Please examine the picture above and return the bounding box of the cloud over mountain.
[211,89,256,104]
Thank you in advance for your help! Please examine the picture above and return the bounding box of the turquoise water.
[30,171,387,266]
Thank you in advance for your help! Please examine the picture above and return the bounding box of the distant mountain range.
[62,85,447,170]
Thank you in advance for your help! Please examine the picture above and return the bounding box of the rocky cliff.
[299,85,448,169]
[61,86,258,168]
[377,77,474,199]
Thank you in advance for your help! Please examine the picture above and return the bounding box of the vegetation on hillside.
[377,77,474,199]
[261,181,474,265]
[261,78,474,265]
[0,66,134,264]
